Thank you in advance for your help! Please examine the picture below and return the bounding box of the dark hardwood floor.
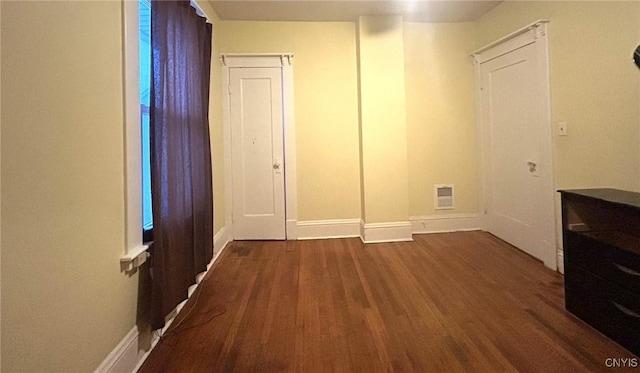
[139,232,637,372]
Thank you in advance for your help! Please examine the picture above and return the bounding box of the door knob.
[273,158,282,173]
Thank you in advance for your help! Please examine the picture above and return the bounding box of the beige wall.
[475,1,640,193]
[212,25,226,234]
[217,19,478,223]
[1,1,138,371]
[358,16,410,223]
[404,22,478,217]
[5,1,636,370]
[218,21,362,221]
[217,3,640,225]
[197,2,227,235]
[0,1,229,370]
[0,2,3,368]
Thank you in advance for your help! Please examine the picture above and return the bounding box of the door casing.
[221,54,298,240]
[472,20,557,270]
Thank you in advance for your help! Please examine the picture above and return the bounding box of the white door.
[230,67,286,240]
[479,42,548,263]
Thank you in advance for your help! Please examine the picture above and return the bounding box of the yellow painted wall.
[1,1,226,370]
[1,1,138,371]
[212,23,226,235]
[218,21,361,221]
[6,2,635,369]
[476,1,640,192]
[404,22,478,217]
[358,16,410,223]
[196,2,226,235]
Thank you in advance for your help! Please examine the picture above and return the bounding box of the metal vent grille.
[435,184,454,210]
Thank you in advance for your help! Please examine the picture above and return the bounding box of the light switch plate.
[558,122,568,136]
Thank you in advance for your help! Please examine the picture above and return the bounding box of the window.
[123,0,208,257]
[121,0,150,270]
[140,0,153,242]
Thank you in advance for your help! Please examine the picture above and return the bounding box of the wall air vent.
[435,184,454,210]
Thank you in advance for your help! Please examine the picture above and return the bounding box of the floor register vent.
[435,184,454,210]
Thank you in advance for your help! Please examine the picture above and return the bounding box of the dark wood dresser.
[559,188,640,356]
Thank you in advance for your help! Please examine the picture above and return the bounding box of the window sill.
[120,243,150,273]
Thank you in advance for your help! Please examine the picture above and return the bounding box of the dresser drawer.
[566,231,640,293]
[565,266,640,356]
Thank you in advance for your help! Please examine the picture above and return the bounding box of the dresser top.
[559,188,640,211]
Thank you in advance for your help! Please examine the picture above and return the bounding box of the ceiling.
[208,1,504,23]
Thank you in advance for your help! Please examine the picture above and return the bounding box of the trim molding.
[97,231,232,373]
[214,225,231,256]
[122,0,146,259]
[220,53,293,67]
[360,220,413,244]
[297,219,360,240]
[471,19,549,62]
[410,213,481,234]
[94,326,140,373]
[221,55,234,244]
[286,219,298,240]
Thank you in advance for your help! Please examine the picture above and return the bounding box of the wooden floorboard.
[139,231,637,372]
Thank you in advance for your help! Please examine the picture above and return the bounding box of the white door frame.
[221,54,298,240]
[471,20,557,270]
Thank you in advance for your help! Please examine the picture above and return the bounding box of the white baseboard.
[97,229,232,373]
[360,220,413,243]
[410,213,480,234]
[557,249,564,275]
[213,225,231,260]
[94,326,140,373]
[296,219,360,240]
[541,239,557,271]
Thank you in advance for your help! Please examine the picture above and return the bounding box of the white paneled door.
[230,67,286,240]
[478,33,554,267]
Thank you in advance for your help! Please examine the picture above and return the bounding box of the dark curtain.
[150,0,213,330]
